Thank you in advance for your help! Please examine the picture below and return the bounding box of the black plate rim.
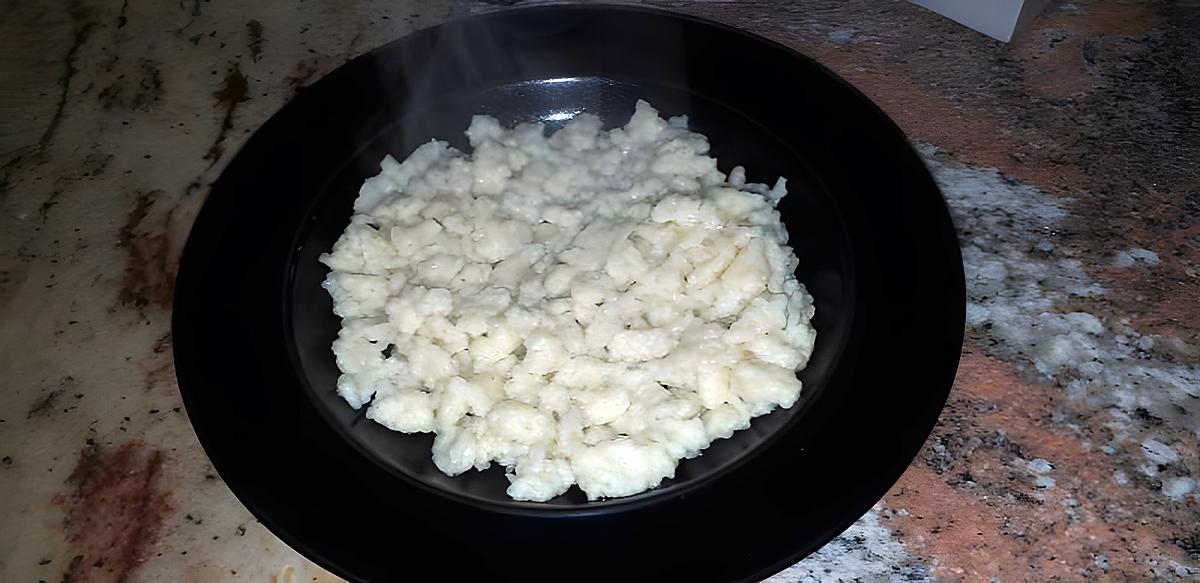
[173,4,965,581]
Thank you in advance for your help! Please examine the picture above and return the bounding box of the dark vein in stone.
[178,0,202,31]
[40,4,95,150]
[203,67,249,169]
[246,19,264,62]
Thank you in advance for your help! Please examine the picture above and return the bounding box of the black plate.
[174,5,964,582]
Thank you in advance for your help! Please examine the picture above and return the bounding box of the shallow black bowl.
[174,5,964,582]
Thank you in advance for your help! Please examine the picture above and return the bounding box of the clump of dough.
[321,101,816,501]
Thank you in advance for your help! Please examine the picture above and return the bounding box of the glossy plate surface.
[173,5,964,581]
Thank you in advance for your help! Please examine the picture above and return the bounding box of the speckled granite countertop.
[2,1,1197,581]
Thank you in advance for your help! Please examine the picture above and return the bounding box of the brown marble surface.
[1,1,1197,581]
